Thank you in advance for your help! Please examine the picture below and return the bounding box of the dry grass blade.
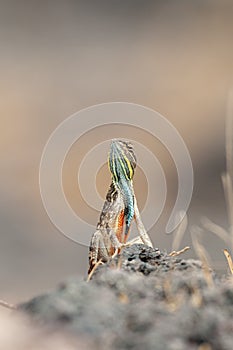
[169,246,190,257]
[225,90,233,182]
[223,90,233,248]
[201,217,229,245]
[191,226,213,287]
[201,92,233,273]
[223,249,233,274]
[171,211,188,252]
[222,173,233,235]
[0,300,17,310]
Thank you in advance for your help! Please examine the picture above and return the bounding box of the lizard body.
[88,139,153,273]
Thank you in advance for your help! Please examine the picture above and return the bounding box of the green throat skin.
[109,139,136,238]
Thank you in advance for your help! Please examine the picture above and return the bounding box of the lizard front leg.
[88,230,109,274]
[88,228,123,273]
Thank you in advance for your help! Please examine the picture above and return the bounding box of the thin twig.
[223,249,233,275]
[0,300,17,310]
[169,246,190,257]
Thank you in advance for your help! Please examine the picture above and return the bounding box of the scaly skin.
[88,139,153,274]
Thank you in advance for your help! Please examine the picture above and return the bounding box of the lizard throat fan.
[108,140,136,238]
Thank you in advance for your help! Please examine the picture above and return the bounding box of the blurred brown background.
[1,0,233,303]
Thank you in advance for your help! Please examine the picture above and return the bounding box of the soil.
[19,244,233,350]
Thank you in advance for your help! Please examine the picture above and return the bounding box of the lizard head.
[108,139,137,183]
[108,139,136,240]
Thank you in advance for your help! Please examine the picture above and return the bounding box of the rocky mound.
[19,244,233,350]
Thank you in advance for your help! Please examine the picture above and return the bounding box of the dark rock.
[19,244,233,350]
